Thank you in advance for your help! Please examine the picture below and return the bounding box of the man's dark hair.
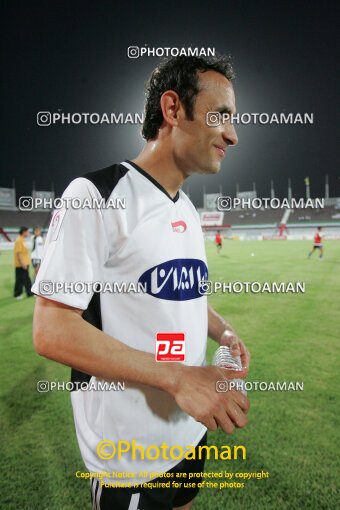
[19,226,28,235]
[142,55,235,140]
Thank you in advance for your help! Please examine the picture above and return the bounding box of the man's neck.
[132,141,187,199]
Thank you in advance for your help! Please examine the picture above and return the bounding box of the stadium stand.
[288,205,340,223]
[0,210,51,242]
[223,208,282,226]
[219,206,340,227]
[201,205,340,241]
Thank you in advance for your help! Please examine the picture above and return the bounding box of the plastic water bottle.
[213,346,247,396]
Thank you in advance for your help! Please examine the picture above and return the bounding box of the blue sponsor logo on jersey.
[138,258,208,301]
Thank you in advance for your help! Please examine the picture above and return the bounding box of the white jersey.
[31,235,44,260]
[32,160,208,483]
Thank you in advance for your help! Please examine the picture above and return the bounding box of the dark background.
[1,0,339,207]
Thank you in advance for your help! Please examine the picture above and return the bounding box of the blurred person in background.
[215,230,222,254]
[308,226,324,259]
[13,226,33,299]
[31,226,44,281]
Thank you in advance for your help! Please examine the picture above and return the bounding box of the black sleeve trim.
[82,163,129,202]
[70,292,102,389]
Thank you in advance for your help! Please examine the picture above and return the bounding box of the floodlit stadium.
[1,3,339,508]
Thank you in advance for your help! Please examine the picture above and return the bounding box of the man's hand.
[219,330,250,371]
[169,364,250,434]
[207,304,251,371]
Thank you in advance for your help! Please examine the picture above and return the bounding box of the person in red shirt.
[308,226,324,259]
[215,230,222,254]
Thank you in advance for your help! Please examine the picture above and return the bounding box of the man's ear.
[160,90,181,129]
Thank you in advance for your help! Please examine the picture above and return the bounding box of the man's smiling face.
[173,70,238,175]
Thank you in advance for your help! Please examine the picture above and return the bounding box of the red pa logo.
[155,333,185,361]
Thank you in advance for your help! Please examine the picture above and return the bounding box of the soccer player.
[13,226,33,299]
[31,226,44,281]
[215,230,222,254]
[308,226,324,259]
[32,55,250,510]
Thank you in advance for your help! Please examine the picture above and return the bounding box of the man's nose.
[222,123,238,146]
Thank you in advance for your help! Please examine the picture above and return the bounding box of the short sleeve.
[32,177,109,309]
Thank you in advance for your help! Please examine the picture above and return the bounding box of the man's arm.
[208,303,250,370]
[33,296,250,434]
[33,296,180,391]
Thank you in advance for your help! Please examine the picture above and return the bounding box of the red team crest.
[50,208,67,241]
[171,220,187,233]
[155,333,185,361]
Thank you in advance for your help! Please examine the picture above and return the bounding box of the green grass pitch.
[0,241,339,509]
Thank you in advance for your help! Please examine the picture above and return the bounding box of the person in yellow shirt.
[13,227,33,299]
